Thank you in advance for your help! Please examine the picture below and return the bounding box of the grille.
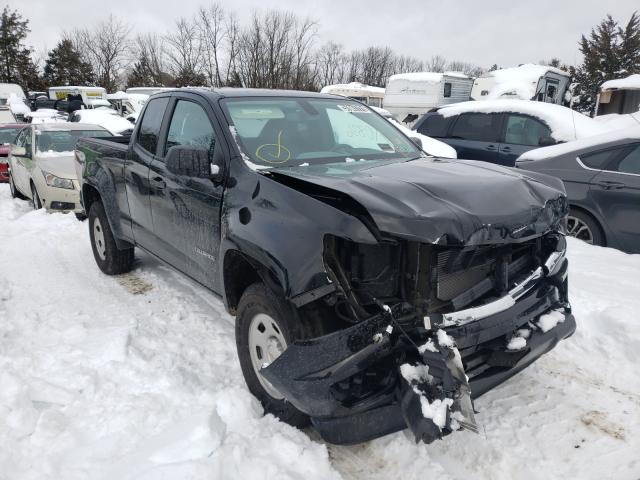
[435,243,536,307]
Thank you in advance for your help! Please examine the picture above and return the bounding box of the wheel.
[75,213,87,221]
[88,201,134,275]
[8,172,25,199]
[567,208,604,246]
[31,183,42,209]
[236,283,327,428]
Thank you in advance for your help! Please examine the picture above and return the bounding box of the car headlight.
[42,171,74,189]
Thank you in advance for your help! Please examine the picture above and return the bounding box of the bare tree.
[426,54,447,73]
[197,3,226,87]
[223,12,240,85]
[70,15,131,91]
[447,60,484,77]
[128,33,167,87]
[165,17,205,86]
[291,16,317,90]
[315,42,347,87]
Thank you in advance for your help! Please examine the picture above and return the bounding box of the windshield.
[221,97,421,169]
[0,128,20,144]
[35,129,111,153]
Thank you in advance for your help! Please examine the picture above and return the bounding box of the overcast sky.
[9,0,640,68]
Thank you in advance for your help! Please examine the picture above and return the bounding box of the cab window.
[615,144,640,175]
[164,100,216,156]
[137,97,169,155]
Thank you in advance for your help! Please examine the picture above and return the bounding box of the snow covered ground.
[1,183,639,480]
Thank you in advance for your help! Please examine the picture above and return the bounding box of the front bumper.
[41,185,83,213]
[262,245,574,444]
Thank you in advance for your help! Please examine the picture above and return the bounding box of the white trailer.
[320,82,385,108]
[471,64,570,105]
[595,74,640,116]
[383,72,473,125]
[48,86,109,109]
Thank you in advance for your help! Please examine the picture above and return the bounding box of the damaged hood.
[269,158,567,245]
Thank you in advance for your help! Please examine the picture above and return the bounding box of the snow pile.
[506,336,527,351]
[419,398,453,430]
[517,125,640,161]
[600,74,640,91]
[537,310,566,333]
[72,110,133,134]
[388,118,457,158]
[2,183,640,479]
[439,100,608,141]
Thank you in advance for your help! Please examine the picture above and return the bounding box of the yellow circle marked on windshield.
[256,131,291,164]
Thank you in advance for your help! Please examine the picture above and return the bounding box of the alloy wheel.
[566,215,594,244]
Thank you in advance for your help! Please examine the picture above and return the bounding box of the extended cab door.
[148,94,227,288]
[445,112,504,163]
[589,143,640,253]
[126,96,170,249]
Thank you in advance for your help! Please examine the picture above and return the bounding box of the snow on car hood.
[270,158,567,245]
[36,151,77,179]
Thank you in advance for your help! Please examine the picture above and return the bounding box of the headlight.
[42,171,74,189]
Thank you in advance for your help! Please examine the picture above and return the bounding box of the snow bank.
[2,183,640,480]
[600,74,640,91]
[517,125,640,161]
[439,100,607,141]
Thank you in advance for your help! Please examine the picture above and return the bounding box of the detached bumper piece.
[261,238,576,445]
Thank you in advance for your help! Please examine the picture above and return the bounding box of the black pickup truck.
[76,88,575,445]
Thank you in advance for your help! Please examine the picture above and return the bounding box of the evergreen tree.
[572,12,640,114]
[0,7,42,93]
[43,39,94,86]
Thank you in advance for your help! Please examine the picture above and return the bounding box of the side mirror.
[165,145,223,180]
[538,136,556,147]
[410,137,423,149]
[12,146,26,157]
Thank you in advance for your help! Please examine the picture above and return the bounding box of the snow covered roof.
[477,64,570,100]
[438,100,607,142]
[72,110,133,134]
[600,74,640,91]
[518,125,640,161]
[387,71,470,84]
[320,82,385,96]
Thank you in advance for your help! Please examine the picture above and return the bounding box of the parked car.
[516,127,640,253]
[77,88,574,445]
[413,100,608,166]
[8,123,112,216]
[67,109,134,135]
[0,124,24,183]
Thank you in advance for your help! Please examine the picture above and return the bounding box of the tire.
[8,172,25,199]
[236,282,327,428]
[88,200,134,275]
[567,208,605,246]
[31,183,42,210]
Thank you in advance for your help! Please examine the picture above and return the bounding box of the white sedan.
[8,123,112,216]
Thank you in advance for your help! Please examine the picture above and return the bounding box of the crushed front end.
[261,230,575,445]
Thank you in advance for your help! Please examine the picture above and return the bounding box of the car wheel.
[31,183,42,209]
[236,282,327,428]
[567,208,604,246]
[88,201,134,275]
[8,172,25,199]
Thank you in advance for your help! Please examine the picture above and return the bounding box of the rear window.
[36,129,111,153]
[137,97,169,155]
[416,114,450,138]
[450,113,501,142]
[579,147,626,170]
[0,128,21,144]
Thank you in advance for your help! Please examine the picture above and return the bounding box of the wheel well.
[223,250,263,315]
[569,204,606,246]
[82,184,101,214]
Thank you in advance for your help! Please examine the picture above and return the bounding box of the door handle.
[486,144,497,151]
[150,176,166,189]
[596,180,626,190]
[501,146,512,152]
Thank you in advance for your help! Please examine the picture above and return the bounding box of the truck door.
[446,112,503,163]
[589,143,640,253]
[126,96,170,250]
[148,95,226,288]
